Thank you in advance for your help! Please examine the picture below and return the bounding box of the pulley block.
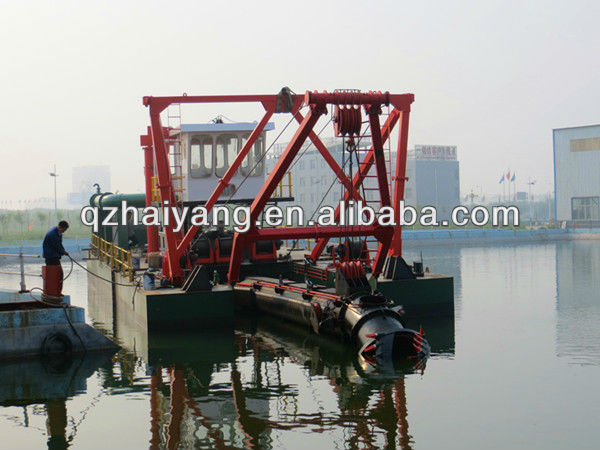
[333,105,362,137]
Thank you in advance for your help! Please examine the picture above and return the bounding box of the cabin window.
[240,134,264,177]
[190,135,213,178]
[215,134,238,177]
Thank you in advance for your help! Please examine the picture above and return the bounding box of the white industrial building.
[553,124,600,224]
[266,137,368,221]
[266,139,460,221]
[405,145,460,219]
[68,165,111,206]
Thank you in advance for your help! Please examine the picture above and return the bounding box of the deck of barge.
[87,251,454,332]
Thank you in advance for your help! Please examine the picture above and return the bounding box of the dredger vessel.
[86,88,454,367]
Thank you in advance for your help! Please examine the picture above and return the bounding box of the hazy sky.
[1,0,598,206]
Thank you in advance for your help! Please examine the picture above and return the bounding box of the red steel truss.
[142,90,413,284]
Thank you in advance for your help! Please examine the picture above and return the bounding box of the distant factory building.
[553,124,600,225]
[405,145,460,219]
[267,137,353,220]
[266,140,460,221]
[68,165,111,206]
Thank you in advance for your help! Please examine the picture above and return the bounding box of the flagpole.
[512,174,515,202]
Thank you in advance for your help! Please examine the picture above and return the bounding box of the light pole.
[49,165,58,218]
[476,185,483,203]
[468,189,479,204]
[527,177,536,224]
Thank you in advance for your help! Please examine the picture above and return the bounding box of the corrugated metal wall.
[553,125,600,221]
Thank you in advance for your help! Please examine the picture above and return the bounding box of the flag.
[28,221,35,230]
[499,174,505,183]
[506,171,510,180]
[511,173,516,182]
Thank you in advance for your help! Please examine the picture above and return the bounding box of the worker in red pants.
[42,220,70,296]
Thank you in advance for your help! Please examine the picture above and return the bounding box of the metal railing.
[0,252,42,292]
[151,175,183,203]
[91,234,134,282]
[276,171,293,198]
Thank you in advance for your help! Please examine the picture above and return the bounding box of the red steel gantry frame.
[142,90,413,284]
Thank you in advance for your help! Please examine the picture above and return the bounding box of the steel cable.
[285,125,372,257]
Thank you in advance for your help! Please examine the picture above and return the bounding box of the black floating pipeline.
[234,279,430,369]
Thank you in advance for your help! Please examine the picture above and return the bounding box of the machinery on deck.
[140,89,414,284]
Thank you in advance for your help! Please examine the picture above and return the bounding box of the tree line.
[0,209,89,242]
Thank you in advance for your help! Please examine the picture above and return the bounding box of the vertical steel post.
[143,141,159,254]
[18,249,26,293]
[149,109,183,281]
[389,109,411,256]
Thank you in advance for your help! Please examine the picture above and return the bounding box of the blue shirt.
[43,226,66,259]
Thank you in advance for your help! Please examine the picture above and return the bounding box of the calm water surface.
[0,240,599,449]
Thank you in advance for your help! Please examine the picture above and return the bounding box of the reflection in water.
[0,253,456,448]
[5,241,600,448]
[0,352,116,449]
[555,241,600,365]
[99,316,454,450]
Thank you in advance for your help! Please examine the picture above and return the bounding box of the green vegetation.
[0,209,90,242]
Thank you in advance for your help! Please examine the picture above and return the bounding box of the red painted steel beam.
[366,106,394,273]
[304,91,412,110]
[149,108,183,280]
[366,106,392,208]
[305,91,391,106]
[253,224,385,240]
[175,105,277,257]
[143,94,303,114]
[141,128,159,254]
[389,94,414,111]
[227,224,389,283]
[248,104,326,226]
[294,112,363,202]
[309,109,402,262]
[227,105,326,283]
[389,109,411,256]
